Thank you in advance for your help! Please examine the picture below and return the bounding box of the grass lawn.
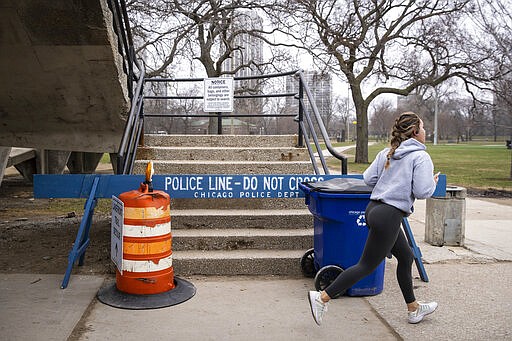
[328,142,512,191]
[100,142,510,191]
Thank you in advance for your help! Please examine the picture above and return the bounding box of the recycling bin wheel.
[314,265,345,298]
[300,248,316,278]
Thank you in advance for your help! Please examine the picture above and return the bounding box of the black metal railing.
[144,70,299,135]
[107,0,146,174]
[296,71,348,175]
[116,68,145,175]
[144,70,347,175]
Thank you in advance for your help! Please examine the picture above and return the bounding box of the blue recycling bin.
[299,177,385,297]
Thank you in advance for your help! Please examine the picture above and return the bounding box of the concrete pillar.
[425,186,466,246]
[0,148,38,183]
[67,152,103,174]
[39,150,71,174]
[14,159,37,182]
[109,153,119,174]
[0,147,12,186]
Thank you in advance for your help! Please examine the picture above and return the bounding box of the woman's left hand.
[433,172,440,184]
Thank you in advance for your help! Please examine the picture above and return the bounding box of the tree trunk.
[355,112,369,163]
[353,94,369,164]
[510,147,512,180]
[204,66,221,134]
[208,116,219,134]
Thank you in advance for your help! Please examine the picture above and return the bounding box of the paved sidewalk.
[0,274,103,340]
[410,197,512,263]
[371,197,512,340]
[0,274,399,341]
[0,196,511,340]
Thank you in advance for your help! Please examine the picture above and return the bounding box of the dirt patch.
[467,187,512,199]
[465,188,512,207]
[0,175,114,275]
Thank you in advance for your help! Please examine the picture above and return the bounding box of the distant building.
[222,11,265,130]
[222,11,263,81]
[286,70,332,122]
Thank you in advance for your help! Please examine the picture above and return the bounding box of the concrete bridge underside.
[0,0,129,183]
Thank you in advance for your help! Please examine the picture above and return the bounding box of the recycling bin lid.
[302,177,373,194]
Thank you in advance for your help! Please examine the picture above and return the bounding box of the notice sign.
[203,77,234,112]
[111,195,124,274]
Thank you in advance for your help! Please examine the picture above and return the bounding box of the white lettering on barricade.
[288,176,325,190]
[165,176,204,191]
[209,176,233,190]
[264,176,284,190]
[240,191,272,198]
[243,176,258,190]
[159,175,340,199]
[194,191,234,199]
[277,191,300,198]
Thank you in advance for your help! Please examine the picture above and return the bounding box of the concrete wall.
[0,0,129,153]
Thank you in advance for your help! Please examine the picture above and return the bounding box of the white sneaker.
[408,301,438,324]
[308,291,328,325]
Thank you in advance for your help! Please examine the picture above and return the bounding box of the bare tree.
[369,100,395,141]
[127,0,294,133]
[470,0,512,178]
[439,99,465,142]
[332,94,351,141]
[171,93,204,134]
[266,0,497,163]
[396,79,464,142]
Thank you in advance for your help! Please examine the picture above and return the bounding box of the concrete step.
[143,134,299,148]
[136,134,315,277]
[170,197,307,210]
[172,228,312,251]
[136,146,309,162]
[172,249,305,276]
[171,209,312,229]
[134,160,314,175]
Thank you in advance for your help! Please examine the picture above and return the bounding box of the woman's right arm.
[363,150,385,186]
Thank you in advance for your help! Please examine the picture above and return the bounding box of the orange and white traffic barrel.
[116,162,175,295]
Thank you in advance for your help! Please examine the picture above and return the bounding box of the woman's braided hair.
[384,111,421,170]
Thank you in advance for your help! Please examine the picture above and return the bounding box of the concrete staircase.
[134,134,315,276]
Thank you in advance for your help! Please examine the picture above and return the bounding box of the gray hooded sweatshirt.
[363,138,436,214]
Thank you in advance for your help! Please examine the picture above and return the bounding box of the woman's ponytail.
[384,112,421,170]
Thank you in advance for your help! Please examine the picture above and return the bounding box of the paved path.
[314,142,377,158]
[0,195,511,340]
[368,197,512,340]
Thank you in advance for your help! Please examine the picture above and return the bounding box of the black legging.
[324,200,416,304]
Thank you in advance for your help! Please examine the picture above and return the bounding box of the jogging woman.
[308,112,439,325]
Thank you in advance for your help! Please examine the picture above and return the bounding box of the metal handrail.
[144,92,297,100]
[117,67,145,174]
[296,70,348,175]
[143,70,348,175]
[144,71,303,136]
[147,70,298,83]
[107,0,146,174]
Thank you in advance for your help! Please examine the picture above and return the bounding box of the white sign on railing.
[111,195,124,274]
[203,77,234,112]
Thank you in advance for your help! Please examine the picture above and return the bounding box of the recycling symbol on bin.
[356,214,367,227]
